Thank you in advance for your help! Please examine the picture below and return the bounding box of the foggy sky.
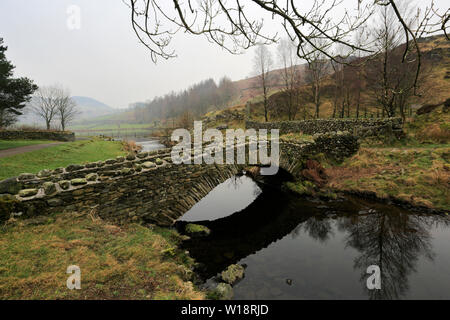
[0,0,447,109]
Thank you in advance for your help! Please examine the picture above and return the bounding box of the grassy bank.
[0,138,125,180]
[0,140,56,151]
[286,106,450,211]
[0,212,204,299]
[326,146,449,211]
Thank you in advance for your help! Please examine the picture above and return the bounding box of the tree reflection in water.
[337,208,449,299]
[289,206,449,299]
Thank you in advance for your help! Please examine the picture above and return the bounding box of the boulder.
[220,264,245,285]
[0,177,22,195]
[185,223,211,237]
[116,156,125,163]
[105,159,116,165]
[213,283,233,300]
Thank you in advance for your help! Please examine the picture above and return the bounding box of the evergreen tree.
[0,38,38,128]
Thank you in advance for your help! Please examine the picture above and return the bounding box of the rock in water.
[184,223,211,237]
[214,283,233,300]
[221,264,245,285]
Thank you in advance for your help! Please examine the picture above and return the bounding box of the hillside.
[216,34,450,124]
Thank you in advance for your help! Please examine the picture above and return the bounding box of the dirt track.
[0,142,64,158]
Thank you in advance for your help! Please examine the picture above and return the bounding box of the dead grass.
[0,212,204,300]
[326,147,450,211]
[121,140,143,154]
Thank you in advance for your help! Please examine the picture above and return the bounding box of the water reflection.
[178,176,450,299]
[338,208,447,299]
[135,139,166,152]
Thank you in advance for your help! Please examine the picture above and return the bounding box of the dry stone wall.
[245,118,403,138]
[0,130,75,141]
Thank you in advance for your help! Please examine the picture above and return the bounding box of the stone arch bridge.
[1,132,359,226]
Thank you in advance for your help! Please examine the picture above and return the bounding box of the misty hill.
[71,96,116,120]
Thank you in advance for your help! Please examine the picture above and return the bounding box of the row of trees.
[248,1,443,122]
[131,77,236,123]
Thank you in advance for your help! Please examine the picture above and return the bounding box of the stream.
[177,175,450,300]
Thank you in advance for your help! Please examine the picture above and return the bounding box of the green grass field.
[0,139,126,180]
[0,140,56,151]
[0,212,204,299]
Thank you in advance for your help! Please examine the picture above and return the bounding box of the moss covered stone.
[66,164,84,172]
[43,182,57,195]
[136,152,148,159]
[0,194,19,221]
[105,159,116,165]
[185,224,211,237]
[0,177,22,195]
[220,264,245,285]
[116,156,125,163]
[126,154,136,161]
[142,161,156,169]
[155,158,164,165]
[18,173,35,181]
[59,180,70,190]
[37,169,52,178]
[19,189,38,198]
[213,283,233,300]
[71,178,87,186]
[85,173,98,181]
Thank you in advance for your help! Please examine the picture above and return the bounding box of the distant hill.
[71,96,116,120]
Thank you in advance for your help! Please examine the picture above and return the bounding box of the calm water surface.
[135,138,166,152]
[177,176,450,300]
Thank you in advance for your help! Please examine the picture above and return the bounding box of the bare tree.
[55,88,78,131]
[277,38,302,120]
[253,44,273,122]
[366,1,432,120]
[127,1,445,104]
[32,86,59,130]
[305,40,329,119]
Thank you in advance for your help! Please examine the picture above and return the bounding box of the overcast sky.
[1,0,448,109]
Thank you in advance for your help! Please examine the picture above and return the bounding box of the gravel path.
[0,142,64,158]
